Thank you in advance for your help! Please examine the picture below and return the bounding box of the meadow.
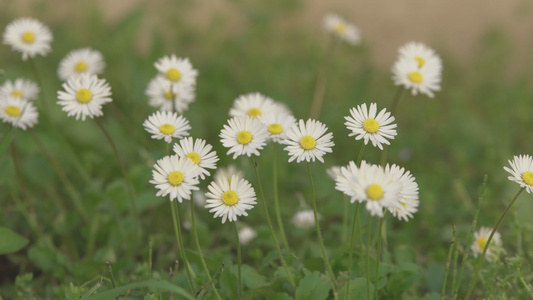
[0,1,532,299]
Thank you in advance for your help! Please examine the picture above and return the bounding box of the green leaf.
[271,292,293,300]
[295,271,332,300]
[338,277,373,300]
[85,280,194,300]
[241,264,270,289]
[0,226,29,254]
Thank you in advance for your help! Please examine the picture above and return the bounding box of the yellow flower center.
[5,105,21,117]
[414,56,426,68]
[159,123,175,135]
[247,108,262,117]
[168,170,184,186]
[366,184,384,201]
[76,88,93,103]
[477,237,488,251]
[222,190,239,206]
[186,152,201,164]
[164,90,174,100]
[363,118,380,133]
[22,31,35,43]
[74,61,88,73]
[300,135,316,150]
[334,23,347,34]
[237,130,252,144]
[408,71,424,84]
[268,123,283,134]
[166,68,181,82]
[522,171,533,186]
[10,90,23,98]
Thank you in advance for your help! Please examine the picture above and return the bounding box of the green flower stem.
[190,200,223,300]
[366,215,372,300]
[233,222,243,299]
[170,201,196,294]
[374,213,385,299]
[28,58,48,115]
[441,224,457,299]
[9,178,43,238]
[272,143,290,251]
[379,86,405,167]
[346,202,360,300]
[251,157,295,287]
[307,162,337,297]
[465,187,525,299]
[309,35,339,119]
[342,195,349,243]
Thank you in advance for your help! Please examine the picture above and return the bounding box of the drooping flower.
[150,155,200,202]
[0,97,39,130]
[143,111,191,143]
[173,137,219,180]
[205,174,257,224]
[323,13,360,45]
[0,78,40,101]
[57,47,105,81]
[345,103,397,150]
[471,226,503,262]
[145,76,195,113]
[283,119,334,163]
[220,116,269,159]
[504,154,533,194]
[2,17,53,60]
[57,74,112,121]
[385,164,419,221]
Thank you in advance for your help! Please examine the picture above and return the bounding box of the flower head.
[0,78,40,101]
[238,226,258,245]
[283,119,334,163]
[504,154,533,193]
[292,209,318,229]
[397,42,442,71]
[220,116,269,159]
[57,48,106,81]
[145,76,195,113]
[385,164,419,221]
[214,164,244,185]
[154,55,198,88]
[471,227,503,262]
[392,55,442,98]
[57,74,112,121]
[0,97,39,130]
[326,166,342,181]
[150,155,200,202]
[173,137,219,180]
[3,17,53,60]
[345,103,397,150]
[259,112,296,144]
[323,13,360,45]
[229,93,276,118]
[205,174,257,223]
[143,111,190,143]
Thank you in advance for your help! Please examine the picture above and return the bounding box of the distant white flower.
[504,154,533,194]
[238,226,257,245]
[205,175,257,224]
[292,210,318,229]
[220,116,269,159]
[150,155,200,202]
[323,13,360,45]
[397,42,442,71]
[345,103,397,150]
[57,74,112,121]
[0,78,39,101]
[214,165,244,185]
[471,226,503,262]
[392,56,442,98]
[173,137,219,180]
[0,97,38,130]
[229,93,276,118]
[3,17,53,60]
[154,55,198,88]
[259,112,296,144]
[385,164,419,221]
[57,48,105,81]
[192,190,207,207]
[283,119,334,163]
[143,111,190,143]
[326,166,342,181]
[145,76,195,113]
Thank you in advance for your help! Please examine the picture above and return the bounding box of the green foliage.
[0,226,28,254]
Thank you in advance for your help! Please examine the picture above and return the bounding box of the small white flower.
[57,74,112,121]
[154,55,198,88]
[205,174,257,224]
[229,93,277,118]
[57,47,106,81]
[397,42,442,72]
[0,97,38,130]
[323,13,360,45]
[326,166,342,181]
[145,76,195,113]
[258,112,296,144]
[238,226,257,245]
[345,103,397,150]
[149,155,200,202]
[173,137,219,180]
[220,116,269,159]
[392,57,442,98]
[385,164,419,221]
[3,17,53,60]
[143,111,190,143]
[471,226,503,262]
[292,210,318,229]
[283,119,334,163]
[504,154,533,194]
[214,165,244,185]
[192,190,207,207]
[0,78,40,101]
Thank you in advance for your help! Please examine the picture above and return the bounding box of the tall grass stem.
[272,143,290,250]
[233,222,243,299]
[346,202,360,300]
[309,36,338,119]
[441,224,456,299]
[170,201,196,294]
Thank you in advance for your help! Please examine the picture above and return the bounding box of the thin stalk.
[9,187,43,238]
[233,222,243,299]
[149,239,153,279]
[346,202,360,300]
[450,234,460,298]
[28,58,48,115]
[441,224,457,299]
[380,86,405,167]
[189,200,223,300]
[374,212,385,299]
[465,188,525,299]
[342,195,349,243]
[251,157,295,287]
[170,201,196,294]
[309,36,339,119]
[106,261,118,300]
[272,143,290,250]
[307,162,337,297]
[366,215,371,300]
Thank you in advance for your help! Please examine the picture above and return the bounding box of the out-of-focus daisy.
[283,119,334,163]
[0,97,38,130]
[259,113,296,144]
[57,74,112,121]
[220,116,269,159]
[0,78,40,101]
[504,155,533,194]
[292,210,318,229]
[238,226,257,245]
[335,160,401,217]
[214,165,244,185]
[143,111,190,143]
[397,42,442,71]
[205,174,257,224]
[345,103,397,150]
[385,164,419,221]
[326,166,342,181]
[57,47,105,81]
[2,17,53,60]
[154,55,198,88]
[323,13,360,45]
[150,155,200,202]
[145,76,195,113]
[272,102,292,116]
[173,137,218,180]
[192,190,207,207]
[229,93,276,118]
[392,57,441,98]
[471,226,503,262]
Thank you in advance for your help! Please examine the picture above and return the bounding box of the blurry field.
[1,0,532,299]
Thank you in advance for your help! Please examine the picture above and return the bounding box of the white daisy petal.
[220,116,269,159]
[282,119,334,163]
[0,78,40,101]
[149,155,200,202]
[471,226,503,262]
[205,174,257,224]
[154,55,198,88]
[345,103,397,150]
[0,97,39,130]
[3,17,53,60]
[229,92,277,118]
[504,154,533,194]
[143,111,191,143]
[145,76,195,113]
[323,13,360,45]
[173,137,219,180]
[57,48,106,81]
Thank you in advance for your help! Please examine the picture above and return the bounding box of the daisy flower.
[2,17,53,60]
[214,164,244,185]
[0,78,40,101]
[173,137,219,180]
[238,226,257,245]
[504,154,533,193]
[283,119,334,163]
[150,155,200,202]
[292,209,319,229]
[392,57,442,98]
[345,103,397,150]
[397,41,442,71]
[326,166,342,181]
[154,55,198,88]
[0,97,38,130]
[323,13,360,45]
[220,116,269,159]
[471,227,503,262]
[143,111,190,143]
[258,112,296,143]
[205,174,257,224]
[57,74,112,121]
[229,92,277,118]
[57,47,106,81]
[335,160,401,217]
[145,76,195,113]
[385,164,419,221]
